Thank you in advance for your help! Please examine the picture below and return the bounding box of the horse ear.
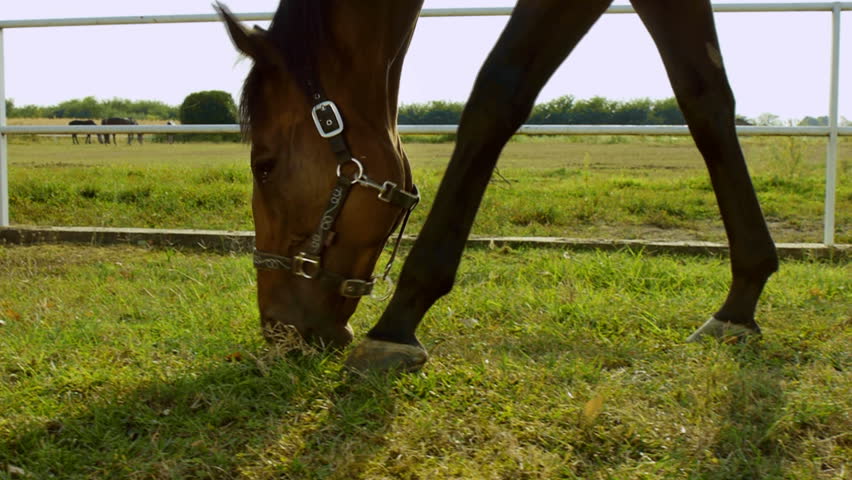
[215,2,273,62]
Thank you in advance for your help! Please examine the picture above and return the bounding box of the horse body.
[219,0,777,372]
[68,119,97,144]
[101,117,143,145]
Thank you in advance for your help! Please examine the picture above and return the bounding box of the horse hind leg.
[632,0,778,342]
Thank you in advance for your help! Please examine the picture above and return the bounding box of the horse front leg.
[347,0,614,372]
[632,0,778,341]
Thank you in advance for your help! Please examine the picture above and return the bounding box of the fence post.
[823,3,842,246]
[0,28,9,227]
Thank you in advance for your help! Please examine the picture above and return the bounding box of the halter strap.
[252,81,419,298]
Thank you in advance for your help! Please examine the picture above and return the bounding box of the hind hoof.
[686,316,761,344]
[345,338,428,374]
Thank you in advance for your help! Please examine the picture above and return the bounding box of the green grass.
[1,244,850,479]
[6,136,851,243]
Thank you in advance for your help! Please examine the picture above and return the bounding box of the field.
[1,137,850,479]
[4,136,851,243]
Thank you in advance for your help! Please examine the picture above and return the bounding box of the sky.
[1,0,848,122]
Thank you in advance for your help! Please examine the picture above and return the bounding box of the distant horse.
[166,120,177,144]
[68,119,97,144]
[218,0,778,373]
[101,117,143,145]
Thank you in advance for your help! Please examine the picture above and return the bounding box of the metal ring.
[369,275,395,301]
[336,158,364,184]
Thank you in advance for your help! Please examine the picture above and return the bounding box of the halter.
[252,83,419,299]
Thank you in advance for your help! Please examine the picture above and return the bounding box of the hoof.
[345,338,428,374]
[686,316,761,344]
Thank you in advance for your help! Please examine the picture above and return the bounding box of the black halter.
[252,83,419,299]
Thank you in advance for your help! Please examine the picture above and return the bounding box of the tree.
[798,116,828,126]
[612,98,653,125]
[650,97,685,125]
[755,113,783,127]
[179,90,237,125]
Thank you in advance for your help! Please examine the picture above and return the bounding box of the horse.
[101,117,143,145]
[68,119,97,144]
[217,0,778,373]
[166,120,177,144]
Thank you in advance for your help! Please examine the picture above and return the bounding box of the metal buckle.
[292,253,321,279]
[378,181,397,203]
[340,278,374,298]
[311,101,344,138]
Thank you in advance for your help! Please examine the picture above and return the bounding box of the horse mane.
[240,0,327,140]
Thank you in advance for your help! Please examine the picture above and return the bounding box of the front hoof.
[345,338,428,374]
[686,316,761,344]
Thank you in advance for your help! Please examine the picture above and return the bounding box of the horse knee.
[675,70,736,126]
[398,246,456,303]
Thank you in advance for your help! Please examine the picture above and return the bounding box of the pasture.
[1,137,850,478]
[4,136,851,243]
[0,244,849,479]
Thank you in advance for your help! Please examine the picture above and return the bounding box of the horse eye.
[251,157,275,183]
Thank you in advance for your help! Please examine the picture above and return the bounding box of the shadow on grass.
[690,341,789,480]
[465,327,793,478]
[1,349,400,479]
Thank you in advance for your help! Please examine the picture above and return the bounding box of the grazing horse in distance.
[166,120,177,144]
[68,119,97,144]
[101,117,143,145]
[218,0,778,373]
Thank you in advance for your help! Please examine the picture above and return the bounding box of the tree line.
[398,96,690,125]
[4,96,178,120]
[5,93,846,127]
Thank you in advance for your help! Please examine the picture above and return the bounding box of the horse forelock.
[240,0,326,142]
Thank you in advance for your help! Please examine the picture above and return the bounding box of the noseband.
[252,83,419,299]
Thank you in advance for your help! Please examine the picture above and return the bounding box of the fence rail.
[2,124,851,137]
[0,2,849,245]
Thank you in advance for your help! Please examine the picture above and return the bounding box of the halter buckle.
[293,253,321,279]
[311,101,344,138]
[340,278,374,298]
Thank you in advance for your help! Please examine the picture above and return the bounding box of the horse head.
[217,2,420,348]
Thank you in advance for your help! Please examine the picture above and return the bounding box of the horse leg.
[72,134,79,145]
[347,0,614,372]
[631,0,778,341]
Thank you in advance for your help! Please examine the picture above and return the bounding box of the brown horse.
[102,117,143,145]
[69,119,97,144]
[218,0,778,372]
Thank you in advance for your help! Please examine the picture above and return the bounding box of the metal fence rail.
[0,2,849,245]
[3,124,851,136]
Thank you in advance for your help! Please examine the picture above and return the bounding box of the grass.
[5,136,851,243]
[0,244,849,479]
[1,135,849,477]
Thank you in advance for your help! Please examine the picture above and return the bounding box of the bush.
[178,90,239,142]
[179,90,237,125]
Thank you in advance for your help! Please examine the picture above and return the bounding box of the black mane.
[240,0,326,138]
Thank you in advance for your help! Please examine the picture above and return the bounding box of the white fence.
[0,2,849,245]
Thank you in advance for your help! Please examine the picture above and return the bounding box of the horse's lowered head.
[216,2,419,348]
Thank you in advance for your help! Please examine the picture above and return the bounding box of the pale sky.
[1,0,848,122]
